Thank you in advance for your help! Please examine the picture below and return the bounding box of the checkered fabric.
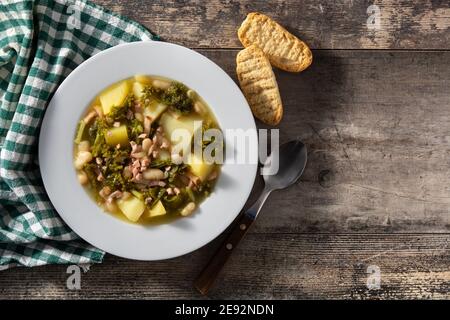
[0,0,157,269]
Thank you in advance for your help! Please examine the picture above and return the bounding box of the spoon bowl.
[264,140,308,190]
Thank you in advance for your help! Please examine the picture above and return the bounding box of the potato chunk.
[117,196,145,222]
[188,153,214,181]
[160,113,201,145]
[144,102,167,121]
[132,81,146,99]
[99,80,130,115]
[147,200,167,218]
[105,125,129,147]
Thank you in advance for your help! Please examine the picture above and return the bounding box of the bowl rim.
[38,41,258,260]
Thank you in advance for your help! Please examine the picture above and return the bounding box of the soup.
[73,75,222,224]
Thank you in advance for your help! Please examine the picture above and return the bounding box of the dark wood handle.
[194,212,255,295]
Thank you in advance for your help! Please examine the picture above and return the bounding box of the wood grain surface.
[1,234,450,299]
[2,0,450,299]
[92,0,450,50]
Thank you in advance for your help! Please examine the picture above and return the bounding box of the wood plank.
[1,234,449,299]
[194,49,450,233]
[91,0,450,50]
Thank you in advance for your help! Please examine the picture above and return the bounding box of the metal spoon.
[194,140,308,295]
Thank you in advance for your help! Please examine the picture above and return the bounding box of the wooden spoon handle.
[194,212,255,295]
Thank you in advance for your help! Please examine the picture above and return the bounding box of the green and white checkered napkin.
[0,0,158,269]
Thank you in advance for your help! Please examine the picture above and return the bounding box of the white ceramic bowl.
[39,41,257,260]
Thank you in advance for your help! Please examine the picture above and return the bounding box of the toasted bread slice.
[238,12,313,72]
[236,45,283,125]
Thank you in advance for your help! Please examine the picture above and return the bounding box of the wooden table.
[2,0,450,299]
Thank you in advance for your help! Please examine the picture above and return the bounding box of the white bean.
[187,89,196,99]
[99,186,111,198]
[94,105,103,118]
[180,202,196,216]
[74,151,92,170]
[131,151,145,159]
[123,167,132,179]
[171,153,183,165]
[144,116,152,134]
[152,79,171,90]
[142,168,165,180]
[77,171,88,185]
[78,140,90,152]
[83,111,97,124]
[194,101,206,115]
[142,138,152,153]
[134,112,144,122]
[105,200,118,213]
